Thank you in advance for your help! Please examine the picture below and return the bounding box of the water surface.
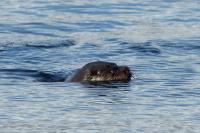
[0,0,200,132]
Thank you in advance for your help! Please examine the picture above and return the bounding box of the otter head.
[71,61,132,82]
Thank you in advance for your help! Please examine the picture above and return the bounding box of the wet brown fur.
[70,61,132,82]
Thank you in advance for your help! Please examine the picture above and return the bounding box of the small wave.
[161,40,200,50]
[0,68,66,82]
[0,23,58,37]
[128,42,161,56]
[34,71,66,82]
[25,40,75,49]
[106,38,161,56]
[0,39,75,51]
[0,49,6,52]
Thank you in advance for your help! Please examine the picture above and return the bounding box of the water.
[0,0,200,132]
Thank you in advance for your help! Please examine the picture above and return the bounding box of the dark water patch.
[11,28,57,37]
[0,23,58,37]
[0,40,75,52]
[182,89,200,97]
[78,43,100,49]
[163,93,186,98]
[19,22,75,32]
[105,38,120,43]
[0,68,66,82]
[0,49,6,52]
[105,38,162,56]
[110,39,200,56]
[0,68,38,74]
[128,42,161,56]
[161,88,200,99]
[0,31,9,34]
[20,22,51,28]
[159,39,200,54]
[33,71,66,82]
[8,95,29,102]
[35,71,66,82]
[25,40,75,49]
[0,41,15,48]
[166,18,200,23]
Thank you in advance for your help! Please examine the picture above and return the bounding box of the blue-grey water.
[0,0,200,132]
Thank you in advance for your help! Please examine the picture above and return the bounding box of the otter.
[70,61,132,82]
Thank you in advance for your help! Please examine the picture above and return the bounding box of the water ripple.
[0,68,66,82]
[0,0,200,132]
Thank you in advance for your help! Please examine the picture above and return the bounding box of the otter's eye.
[110,70,114,74]
[97,71,101,75]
